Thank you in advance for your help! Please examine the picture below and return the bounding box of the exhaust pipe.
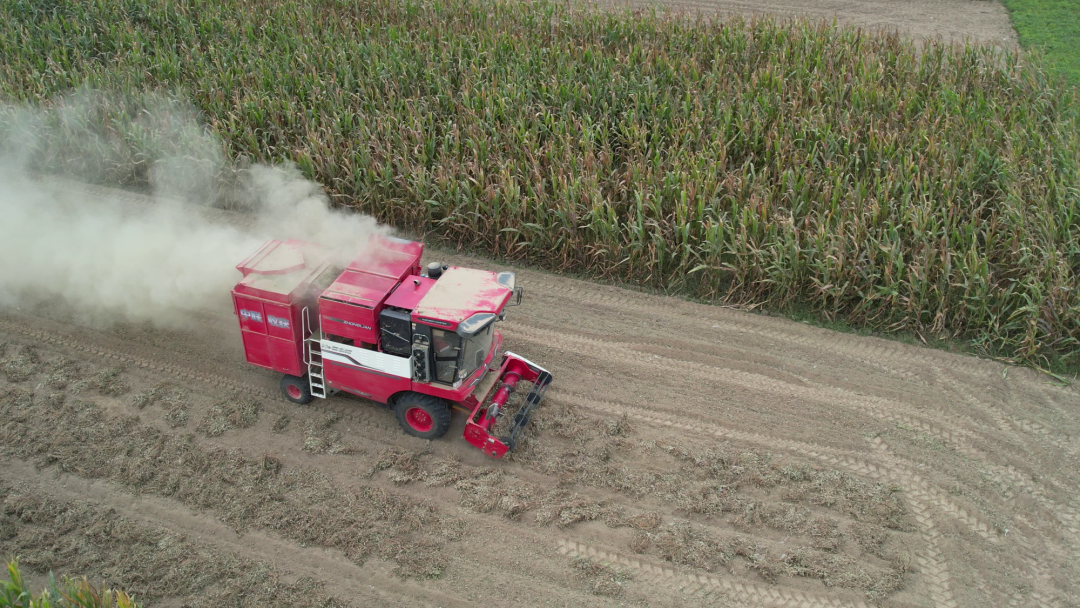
[426,262,444,279]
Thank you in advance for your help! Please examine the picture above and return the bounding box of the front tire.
[394,392,451,440]
[280,375,313,405]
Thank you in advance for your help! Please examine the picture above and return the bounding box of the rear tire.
[394,392,451,440]
[280,375,313,405]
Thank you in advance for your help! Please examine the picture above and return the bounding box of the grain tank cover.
[236,240,305,277]
[345,234,424,282]
[233,239,333,304]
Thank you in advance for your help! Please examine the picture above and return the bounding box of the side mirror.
[507,286,523,306]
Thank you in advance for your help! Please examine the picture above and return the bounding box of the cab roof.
[413,267,513,329]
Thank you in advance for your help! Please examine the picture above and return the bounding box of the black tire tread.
[393,392,452,439]
[280,374,314,405]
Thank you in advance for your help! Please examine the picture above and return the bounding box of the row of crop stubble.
[1,0,1078,365]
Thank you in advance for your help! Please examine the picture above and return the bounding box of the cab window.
[431,328,461,384]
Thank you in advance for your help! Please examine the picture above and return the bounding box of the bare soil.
[589,0,1018,48]
[1,179,1077,608]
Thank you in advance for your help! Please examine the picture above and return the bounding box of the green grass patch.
[1001,0,1080,85]
[0,0,1078,367]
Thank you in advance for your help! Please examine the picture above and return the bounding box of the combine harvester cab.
[230,235,551,458]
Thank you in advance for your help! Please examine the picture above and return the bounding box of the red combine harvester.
[229,235,551,458]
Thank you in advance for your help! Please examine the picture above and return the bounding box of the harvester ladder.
[307,339,326,399]
[302,307,327,399]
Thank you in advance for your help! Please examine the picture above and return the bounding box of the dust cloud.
[0,91,390,328]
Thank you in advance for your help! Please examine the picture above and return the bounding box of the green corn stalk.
[0,0,1077,368]
[1,560,140,608]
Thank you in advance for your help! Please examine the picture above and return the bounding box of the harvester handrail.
[301,306,311,365]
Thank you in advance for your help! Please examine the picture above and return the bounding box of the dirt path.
[1,180,1077,608]
[589,0,1018,48]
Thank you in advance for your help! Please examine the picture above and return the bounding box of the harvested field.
[0,180,1077,607]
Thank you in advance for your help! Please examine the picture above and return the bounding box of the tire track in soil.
[0,316,618,607]
[995,410,1080,459]
[937,374,1080,465]
[1,314,905,608]
[867,438,1064,608]
[520,274,985,382]
[138,301,1079,531]
[833,372,1080,542]
[590,384,1068,607]
[0,314,705,523]
[57,297,1042,608]
[874,413,1080,548]
[528,323,1080,570]
[0,316,399,435]
[520,275,1079,455]
[506,323,1073,522]
[525,279,931,390]
[556,539,870,608]
[929,370,1080,472]
[550,393,1022,608]
[0,458,454,608]
[504,321,954,437]
[515,315,1072,482]
[7,309,1069,608]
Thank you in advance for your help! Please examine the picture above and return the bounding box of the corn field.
[1,0,1078,365]
[1,559,140,608]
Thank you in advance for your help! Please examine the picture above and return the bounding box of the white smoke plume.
[0,90,390,328]
[241,163,386,259]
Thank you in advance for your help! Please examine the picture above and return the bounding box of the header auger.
[229,235,551,458]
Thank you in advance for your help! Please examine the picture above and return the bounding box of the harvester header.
[230,235,550,458]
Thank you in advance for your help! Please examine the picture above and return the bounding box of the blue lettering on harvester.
[240,309,262,323]
[268,315,290,329]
